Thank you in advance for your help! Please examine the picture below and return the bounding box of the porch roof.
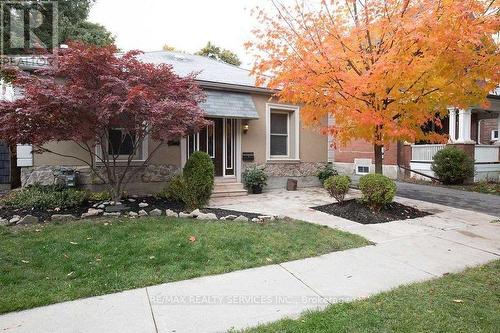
[201,90,259,119]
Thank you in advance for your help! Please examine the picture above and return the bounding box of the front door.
[187,118,236,177]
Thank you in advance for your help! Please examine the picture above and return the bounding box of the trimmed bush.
[182,151,215,209]
[156,174,186,202]
[431,147,474,185]
[317,164,338,185]
[1,185,87,210]
[359,174,397,211]
[324,175,351,204]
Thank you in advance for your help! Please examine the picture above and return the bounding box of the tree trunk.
[374,144,383,174]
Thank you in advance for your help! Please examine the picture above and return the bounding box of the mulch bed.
[312,199,431,224]
[0,196,263,224]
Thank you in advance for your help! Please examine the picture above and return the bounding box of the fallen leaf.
[189,236,196,242]
[67,271,74,277]
[453,299,464,303]
[266,257,272,262]
[149,256,156,260]
[63,254,69,259]
[70,241,78,245]
[21,260,29,264]
[86,237,92,240]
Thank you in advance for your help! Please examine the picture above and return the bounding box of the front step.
[212,181,248,198]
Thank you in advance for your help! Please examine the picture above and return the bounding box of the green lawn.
[242,260,500,333]
[0,217,369,314]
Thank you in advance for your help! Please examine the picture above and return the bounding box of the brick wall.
[479,118,498,144]
[333,139,398,165]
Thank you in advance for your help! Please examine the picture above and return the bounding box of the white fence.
[475,145,499,163]
[411,144,446,162]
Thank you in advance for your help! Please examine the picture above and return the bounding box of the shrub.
[317,164,338,185]
[359,174,397,211]
[431,147,474,185]
[1,185,87,210]
[156,174,186,202]
[242,166,268,191]
[324,175,351,204]
[85,191,112,202]
[182,151,214,209]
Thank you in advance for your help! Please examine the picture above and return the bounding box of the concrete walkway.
[1,189,499,333]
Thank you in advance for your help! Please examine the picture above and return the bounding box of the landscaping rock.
[251,218,261,223]
[0,217,11,226]
[234,215,249,222]
[138,210,148,217]
[149,208,162,216]
[189,209,201,218]
[165,209,178,218]
[196,212,217,220]
[18,215,39,225]
[97,204,106,209]
[138,202,149,208]
[179,212,190,218]
[258,215,274,221]
[103,212,121,217]
[51,214,77,222]
[81,208,103,219]
[222,215,237,221]
[128,211,138,217]
[105,205,129,213]
[9,215,21,225]
[128,198,136,203]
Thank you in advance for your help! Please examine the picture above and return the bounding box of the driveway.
[0,189,498,333]
[393,181,500,217]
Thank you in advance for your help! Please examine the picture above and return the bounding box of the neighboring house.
[328,89,500,182]
[4,51,329,195]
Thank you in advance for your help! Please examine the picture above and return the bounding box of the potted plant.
[242,166,268,194]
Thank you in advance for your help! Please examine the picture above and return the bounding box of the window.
[105,128,146,161]
[357,166,370,175]
[108,129,135,155]
[266,103,300,161]
[270,112,289,157]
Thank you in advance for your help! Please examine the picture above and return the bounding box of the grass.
[242,260,500,333]
[0,217,369,314]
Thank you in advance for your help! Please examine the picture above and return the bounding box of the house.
[328,88,500,182]
[1,51,329,195]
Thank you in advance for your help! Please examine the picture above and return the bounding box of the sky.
[88,0,270,69]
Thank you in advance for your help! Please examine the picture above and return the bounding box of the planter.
[250,186,263,194]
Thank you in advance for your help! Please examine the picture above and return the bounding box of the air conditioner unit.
[492,129,499,141]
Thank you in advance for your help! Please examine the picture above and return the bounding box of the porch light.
[243,122,249,133]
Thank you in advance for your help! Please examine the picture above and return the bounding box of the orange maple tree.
[247,0,499,174]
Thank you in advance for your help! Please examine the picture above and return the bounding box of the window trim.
[266,103,300,161]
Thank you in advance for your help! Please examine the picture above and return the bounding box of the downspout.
[477,119,483,144]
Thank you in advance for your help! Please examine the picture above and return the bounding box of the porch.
[408,91,500,182]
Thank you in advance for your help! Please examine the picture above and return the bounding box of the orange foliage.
[248,0,499,156]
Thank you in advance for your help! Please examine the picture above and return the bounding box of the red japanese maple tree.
[0,42,208,199]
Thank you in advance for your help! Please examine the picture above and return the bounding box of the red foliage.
[0,42,208,146]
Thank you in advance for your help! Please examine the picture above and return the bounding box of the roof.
[201,90,259,119]
[135,51,263,90]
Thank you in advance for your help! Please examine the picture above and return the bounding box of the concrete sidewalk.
[1,189,499,333]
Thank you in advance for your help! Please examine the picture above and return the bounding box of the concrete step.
[212,181,248,198]
[211,190,248,198]
[214,177,238,184]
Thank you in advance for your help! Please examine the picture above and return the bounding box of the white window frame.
[492,129,499,141]
[266,103,300,161]
[356,165,370,175]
